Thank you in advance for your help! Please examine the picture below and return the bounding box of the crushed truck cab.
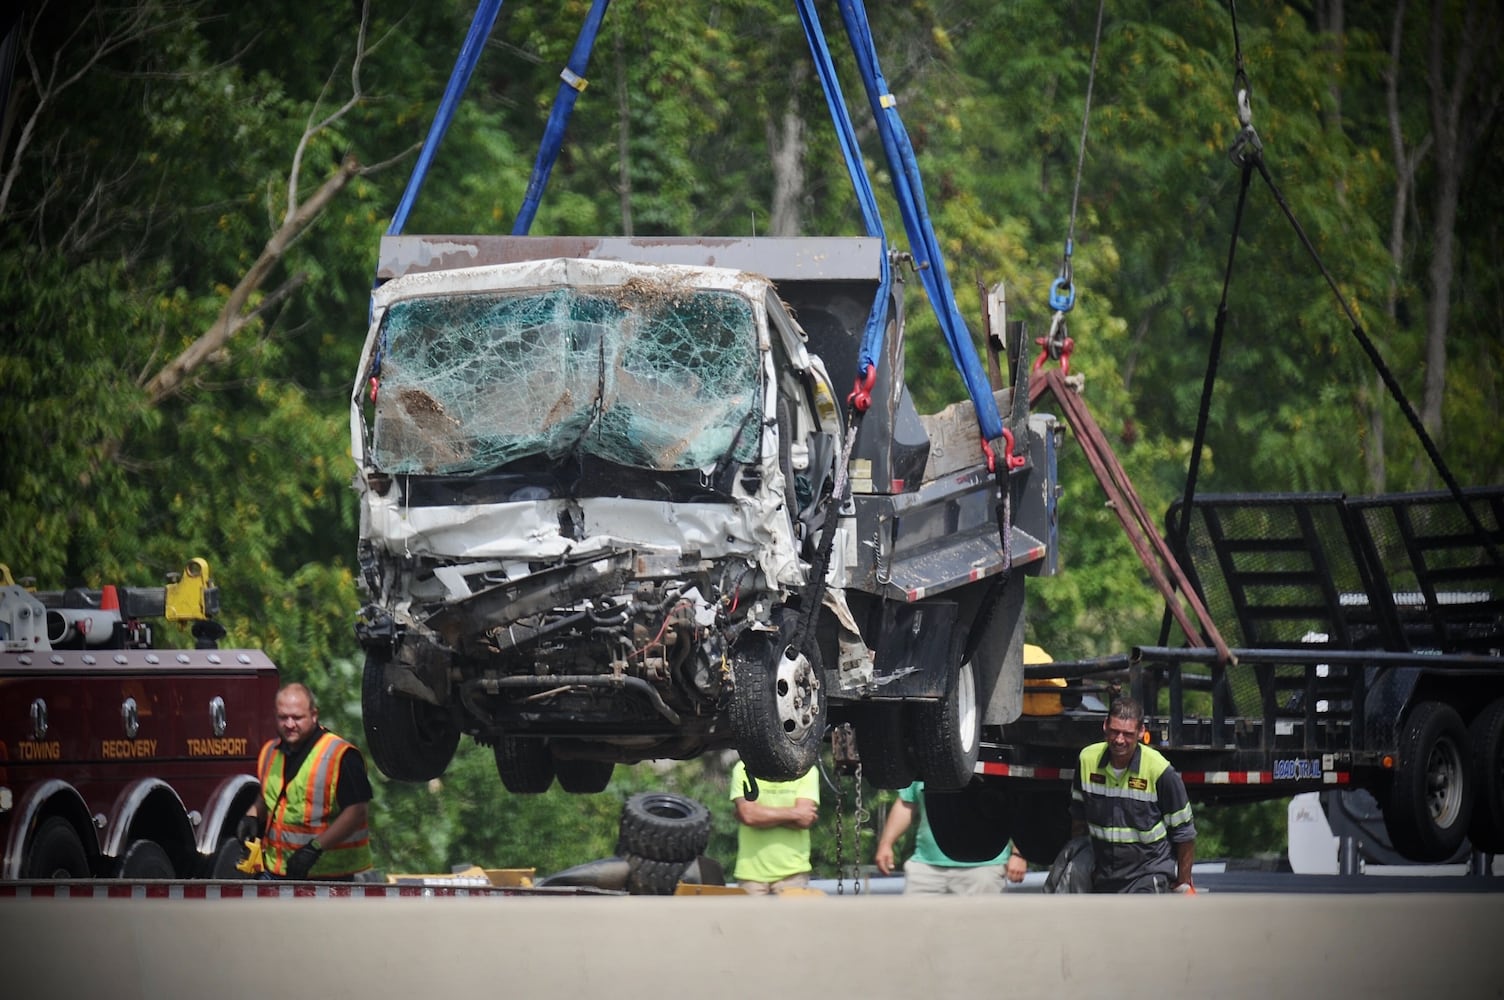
[351,236,1056,790]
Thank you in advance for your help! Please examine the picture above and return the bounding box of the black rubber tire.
[553,754,615,795]
[1382,700,1474,862]
[362,652,461,783]
[618,792,712,862]
[23,817,91,879]
[625,854,693,895]
[1005,786,1073,866]
[493,736,555,794]
[728,609,826,781]
[910,631,980,791]
[923,781,1013,864]
[114,839,176,878]
[210,836,253,879]
[854,703,917,790]
[1466,698,1504,853]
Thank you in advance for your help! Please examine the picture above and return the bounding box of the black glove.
[285,842,324,879]
[236,814,261,843]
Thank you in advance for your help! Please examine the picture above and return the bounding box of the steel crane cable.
[1037,0,1106,375]
[1181,1,1502,572]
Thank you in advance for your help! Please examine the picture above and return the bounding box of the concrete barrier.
[2,893,1500,998]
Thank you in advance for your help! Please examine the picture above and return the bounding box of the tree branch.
[140,155,358,407]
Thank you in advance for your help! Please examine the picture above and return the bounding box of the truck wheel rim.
[775,645,819,744]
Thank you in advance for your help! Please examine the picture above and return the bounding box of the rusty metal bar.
[1029,367,1234,665]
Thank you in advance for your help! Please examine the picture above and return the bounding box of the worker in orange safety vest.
[239,683,373,880]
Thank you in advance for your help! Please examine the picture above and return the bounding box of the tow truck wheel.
[1466,698,1504,853]
[210,835,252,879]
[910,632,980,791]
[23,817,90,879]
[493,736,555,794]
[114,839,176,878]
[854,703,917,789]
[553,753,615,794]
[729,610,827,782]
[361,652,461,782]
[1382,700,1474,862]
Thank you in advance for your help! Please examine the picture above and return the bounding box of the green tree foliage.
[3,0,1497,875]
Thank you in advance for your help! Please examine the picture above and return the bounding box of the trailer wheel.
[1382,700,1474,862]
[618,792,712,862]
[23,817,90,879]
[1466,698,1504,853]
[493,736,555,794]
[114,839,176,879]
[910,631,980,791]
[729,609,826,781]
[853,703,917,789]
[361,652,460,782]
[552,751,615,795]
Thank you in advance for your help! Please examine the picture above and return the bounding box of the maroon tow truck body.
[0,560,278,879]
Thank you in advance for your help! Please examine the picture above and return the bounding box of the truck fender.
[2,778,98,879]
[100,778,196,873]
[194,773,261,855]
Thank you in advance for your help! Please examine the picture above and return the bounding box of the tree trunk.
[1416,0,1501,478]
[615,25,633,237]
[767,63,807,238]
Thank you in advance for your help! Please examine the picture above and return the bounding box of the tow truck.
[0,559,278,879]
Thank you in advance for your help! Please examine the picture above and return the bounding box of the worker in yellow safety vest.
[1069,695,1196,893]
[239,683,373,880]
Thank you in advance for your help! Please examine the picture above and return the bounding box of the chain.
[834,775,846,896]
[852,762,867,895]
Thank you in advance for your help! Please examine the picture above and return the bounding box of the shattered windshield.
[370,281,762,475]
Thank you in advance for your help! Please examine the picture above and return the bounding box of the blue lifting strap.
[834,0,1002,442]
[513,0,612,235]
[384,0,506,240]
[794,0,891,385]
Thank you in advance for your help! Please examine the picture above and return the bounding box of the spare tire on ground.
[618,792,712,862]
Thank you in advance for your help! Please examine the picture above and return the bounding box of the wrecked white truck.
[351,235,1057,792]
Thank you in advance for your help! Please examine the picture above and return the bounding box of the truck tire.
[23,817,90,879]
[210,836,252,879]
[493,736,555,794]
[910,632,980,791]
[853,703,917,789]
[362,652,461,782]
[553,752,615,794]
[625,854,693,895]
[729,609,826,782]
[114,839,176,878]
[1382,700,1474,862]
[1005,786,1073,866]
[1466,698,1504,853]
[618,792,712,862]
[923,781,1012,863]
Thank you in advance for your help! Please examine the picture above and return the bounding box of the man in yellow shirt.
[728,759,819,894]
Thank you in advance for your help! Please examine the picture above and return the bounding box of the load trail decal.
[978,759,1351,786]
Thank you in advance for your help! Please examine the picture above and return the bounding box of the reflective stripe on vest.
[257,732,371,877]
[1076,741,1173,846]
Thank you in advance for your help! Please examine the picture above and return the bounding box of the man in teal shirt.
[729,759,820,894]
[875,780,1027,894]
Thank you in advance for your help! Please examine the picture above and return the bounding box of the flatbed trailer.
[940,486,1504,866]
